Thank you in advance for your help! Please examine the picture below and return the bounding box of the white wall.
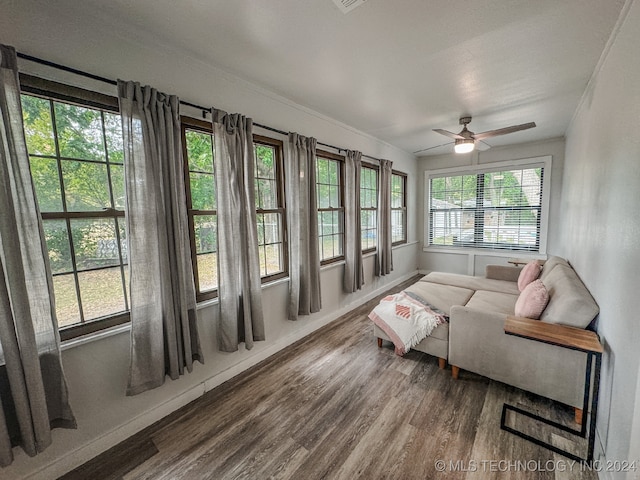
[557,0,640,477]
[629,373,640,480]
[1,3,420,479]
[417,137,566,275]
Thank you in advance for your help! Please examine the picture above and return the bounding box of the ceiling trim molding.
[568,0,636,131]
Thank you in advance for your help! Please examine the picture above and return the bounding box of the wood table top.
[505,316,603,353]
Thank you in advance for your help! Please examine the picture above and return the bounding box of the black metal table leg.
[500,351,601,462]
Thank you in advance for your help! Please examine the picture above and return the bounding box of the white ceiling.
[8,0,626,156]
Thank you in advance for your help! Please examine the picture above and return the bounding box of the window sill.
[393,240,418,249]
[61,322,130,351]
[195,274,292,310]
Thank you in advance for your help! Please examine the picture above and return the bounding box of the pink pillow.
[517,260,542,291]
[514,279,549,319]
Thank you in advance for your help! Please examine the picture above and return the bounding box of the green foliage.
[391,174,404,208]
[194,215,217,253]
[360,167,377,208]
[430,175,476,207]
[21,95,55,155]
[316,157,341,208]
[254,144,274,177]
[185,130,216,212]
[21,94,128,325]
[54,102,105,161]
[43,220,72,274]
[29,156,63,211]
[22,94,124,212]
[62,161,112,210]
[186,130,214,172]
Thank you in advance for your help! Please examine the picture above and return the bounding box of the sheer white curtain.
[0,44,76,466]
[376,159,393,276]
[212,108,265,351]
[286,133,321,320]
[344,150,364,293]
[118,80,203,396]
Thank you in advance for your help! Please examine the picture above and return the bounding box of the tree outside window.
[21,93,129,338]
[316,152,344,263]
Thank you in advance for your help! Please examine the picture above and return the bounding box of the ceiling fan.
[419,116,536,154]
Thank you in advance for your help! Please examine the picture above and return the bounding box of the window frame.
[424,156,552,254]
[391,170,408,246]
[181,116,218,302]
[316,150,345,265]
[19,75,129,341]
[253,134,288,283]
[181,120,290,301]
[360,162,379,254]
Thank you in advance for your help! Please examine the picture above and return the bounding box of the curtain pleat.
[212,108,265,351]
[344,150,364,293]
[0,43,76,466]
[376,159,393,276]
[118,80,203,396]
[286,133,321,320]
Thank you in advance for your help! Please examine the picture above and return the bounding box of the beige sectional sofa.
[374,256,599,415]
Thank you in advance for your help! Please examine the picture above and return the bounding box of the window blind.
[428,165,544,251]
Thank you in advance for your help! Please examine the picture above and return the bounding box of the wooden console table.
[507,258,546,267]
[501,316,603,461]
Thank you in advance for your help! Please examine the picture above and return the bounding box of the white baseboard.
[31,270,419,480]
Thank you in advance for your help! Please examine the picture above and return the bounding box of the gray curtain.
[376,159,393,276]
[118,80,203,396]
[0,44,76,466]
[286,133,321,320]
[343,150,364,293]
[212,108,265,352]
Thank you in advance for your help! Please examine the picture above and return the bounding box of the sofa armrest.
[485,264,522,282]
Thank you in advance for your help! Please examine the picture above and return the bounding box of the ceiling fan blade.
[433,128,464,140]
[473,122,536,140]
[413,141,454,154]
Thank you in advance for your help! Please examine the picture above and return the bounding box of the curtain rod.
[16,51,382,162]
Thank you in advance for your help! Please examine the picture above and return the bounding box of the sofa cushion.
[540,265,599,328]
[425,322,448,341]
[486,264,522,282]
[464,290,519,315]
[515,279,549,319]
[421,271,520,296]
[518,261,542,291]
[540,255,571,281]
[405,281,474,314]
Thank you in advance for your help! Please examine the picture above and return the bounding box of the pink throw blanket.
[369,292,447,356]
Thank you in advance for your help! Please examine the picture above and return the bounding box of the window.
[253,135,287,282]
[182,117,218,301]
[427,160,549,252]
[360,165,378,252]
[182,123,287,299]
[391,172,407,245]
[20,84,129,340]
[316,151,344,263]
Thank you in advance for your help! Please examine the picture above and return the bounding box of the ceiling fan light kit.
[432,117,537,154]
[454,138,475,154]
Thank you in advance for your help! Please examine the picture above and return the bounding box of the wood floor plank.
[61,437,158,480]
[64,274,596,480]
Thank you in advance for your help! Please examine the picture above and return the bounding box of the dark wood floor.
[61,275,596,480]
